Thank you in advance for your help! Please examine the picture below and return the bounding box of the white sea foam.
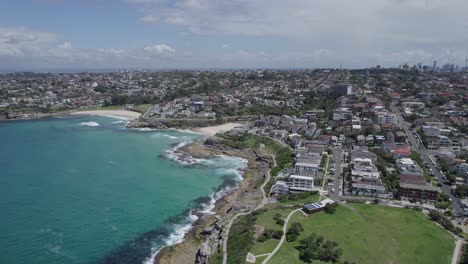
[142,213,199,264]
[108,160,121,167]
[163,134,178,139]
[111,120,125,124]
[168,128,203,135]
[79,121,100,127]
[138,127,157,132]
[150,133,180,140]
[142,143,248,264]
[164,141,196,165]
[96,114,132,120]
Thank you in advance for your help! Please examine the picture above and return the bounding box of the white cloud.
[0,26,56,58]
[57,42,72,49]
[143,43,175,55]
[140,15,160,24]
[130,0,468,67]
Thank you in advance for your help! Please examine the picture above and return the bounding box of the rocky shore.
[126,119,225,130]
[154,136,273,264]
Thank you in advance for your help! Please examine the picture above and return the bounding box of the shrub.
[286,222,304,242]
[324,203,338,214]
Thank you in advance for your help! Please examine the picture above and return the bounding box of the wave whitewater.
[79,121,100,127]
[138,139,248,264]
[94,129,247,264]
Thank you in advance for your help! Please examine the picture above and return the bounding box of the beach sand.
[193,123,244,136]
[71,110,141,119]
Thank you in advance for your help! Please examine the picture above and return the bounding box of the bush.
[277,192,318,203]
[324,203,338,214]
[227,214,257,264]
[276,219,285,226]
[429,209,457,234]
[296,233,343,263]
[286,222,304,242]
[258,229,284,242]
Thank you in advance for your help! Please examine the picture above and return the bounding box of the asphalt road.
[391,104,463,214]
[329,147,343,200]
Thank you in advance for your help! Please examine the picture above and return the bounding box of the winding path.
[451,238,464,264]
[261,208,301,264]
[222,147,276,264]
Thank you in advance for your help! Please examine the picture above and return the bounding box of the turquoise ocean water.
[0,116,246,264]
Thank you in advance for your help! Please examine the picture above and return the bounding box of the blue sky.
[0,0,467,70]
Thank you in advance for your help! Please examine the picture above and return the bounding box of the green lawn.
[250,239,279,256]
[277,194,320,205]
[256,208,292,231]
[269,204,455,264]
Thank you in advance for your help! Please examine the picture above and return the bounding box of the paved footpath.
[452,238,464,264]
[261,208,301,264]
[222,149,276,264]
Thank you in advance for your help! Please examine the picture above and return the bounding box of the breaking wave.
[79,121,100,127]
[139,142,247,264]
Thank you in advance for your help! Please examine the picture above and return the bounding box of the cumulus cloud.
[0,26,56,57]
[0,25,182,69]
[143,43,175,55]
[2,0,468,69]
[140,15,160,24]
[57,42,72,49]
[130,0,468,67]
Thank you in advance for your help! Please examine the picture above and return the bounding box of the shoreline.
[191,123,244,136]
[71,109,141,119]
[154,136,272,264]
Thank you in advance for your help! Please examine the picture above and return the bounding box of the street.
[391,103,463,214]
[329,147,343,200]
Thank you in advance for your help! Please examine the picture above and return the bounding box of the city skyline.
[1,0,468,70]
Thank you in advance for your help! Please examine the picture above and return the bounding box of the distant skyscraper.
[433,60,437,71]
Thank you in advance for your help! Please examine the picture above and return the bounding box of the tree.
[286,222,304,242]
[324,203,338,214]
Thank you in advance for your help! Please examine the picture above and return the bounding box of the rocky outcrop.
[126,118,224,130]
[156,137,272,264]
[195,216,225,264]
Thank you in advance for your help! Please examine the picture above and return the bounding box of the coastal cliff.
[155,136,272,264]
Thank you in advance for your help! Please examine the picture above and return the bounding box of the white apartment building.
[288,175,315,193]
[376,112,397,124]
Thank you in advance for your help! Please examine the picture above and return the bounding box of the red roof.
[393,148,411,155]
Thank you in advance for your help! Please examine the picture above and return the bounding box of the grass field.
[250,239,279,256]
[277,194,320,206]
[268,204,455,264]
[256,208,292,231]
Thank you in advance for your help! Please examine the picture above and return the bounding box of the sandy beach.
[71,110,141,119]
[192,123,244,136]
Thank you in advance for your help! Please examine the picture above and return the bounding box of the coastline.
[0,109,141,122]
[154,136,273,264]
[71,109,141,119]
[2,112,256,264]
[191,123,244,137]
